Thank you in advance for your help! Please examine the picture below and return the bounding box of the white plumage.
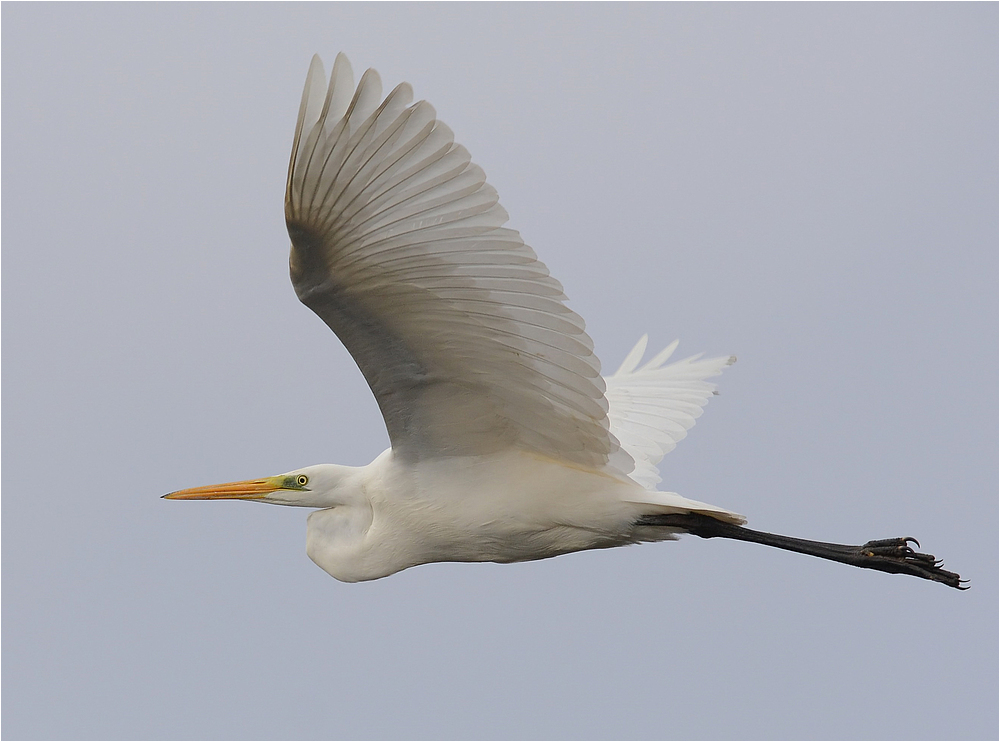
[607,335,736,489]
[166,52,742,581]
[165,54,964,589]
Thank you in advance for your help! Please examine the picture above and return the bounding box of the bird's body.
[165,53,965,589]
[298,449,739,582]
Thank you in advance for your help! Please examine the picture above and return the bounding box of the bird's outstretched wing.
[285,54,624,468]
[605,336,735,489]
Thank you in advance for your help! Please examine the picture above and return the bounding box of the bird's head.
[163,464,356,508]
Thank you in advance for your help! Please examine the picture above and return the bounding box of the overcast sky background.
[3,4,996,739]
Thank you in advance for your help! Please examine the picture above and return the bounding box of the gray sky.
[3,3,996,739]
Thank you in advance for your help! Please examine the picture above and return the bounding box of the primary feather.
[606,335,736,488]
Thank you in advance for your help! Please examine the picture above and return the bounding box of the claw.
[850,537,967,589]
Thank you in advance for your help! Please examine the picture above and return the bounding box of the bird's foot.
[855,537,968,590]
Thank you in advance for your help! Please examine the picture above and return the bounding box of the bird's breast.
[359,449,639,571]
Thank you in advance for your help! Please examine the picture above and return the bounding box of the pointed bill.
[162,477,280,500]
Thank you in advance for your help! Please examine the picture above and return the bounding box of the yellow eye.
[296,475,309,487]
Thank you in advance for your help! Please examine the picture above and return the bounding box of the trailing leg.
[637,512,967,589]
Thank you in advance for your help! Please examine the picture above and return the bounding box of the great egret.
[165,54,965,589]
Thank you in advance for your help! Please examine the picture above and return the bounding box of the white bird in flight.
[165,54,965,589]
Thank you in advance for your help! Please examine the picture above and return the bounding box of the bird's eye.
[296,475,309,487]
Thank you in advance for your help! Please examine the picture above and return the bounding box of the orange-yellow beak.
[162,476,280,501]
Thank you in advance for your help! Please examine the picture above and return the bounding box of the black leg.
[637,513,968,590]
